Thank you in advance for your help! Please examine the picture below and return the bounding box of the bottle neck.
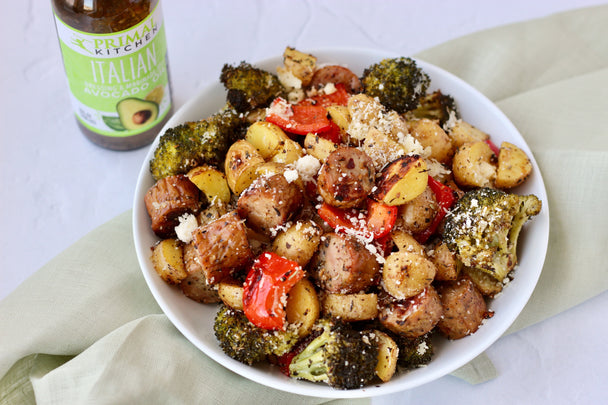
[52,0,157,33]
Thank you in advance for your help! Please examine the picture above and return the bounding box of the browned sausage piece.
[144,174,201,238]
[317,147,375,209]
[179,242,221,304]
[428,241,460,281]
[237,173,304,235]
[436,277,488,340]
[378,285,443,338]
[310,65,362,93]
[309,232,380,294]
[191,211,253,284]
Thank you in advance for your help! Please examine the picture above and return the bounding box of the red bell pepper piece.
[317,202,371,239]
[316,120,342,144]
[265,98,332,135]
[300,83,351,108]
[365,199,398,239]
[242,252,305,330]
[415,176,457,243]
[317,199,398,241]
[485,139,501,156]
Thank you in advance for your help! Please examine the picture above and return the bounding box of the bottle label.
[54,3,171,137]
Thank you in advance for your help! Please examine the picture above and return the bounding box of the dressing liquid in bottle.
[52,0,172,150]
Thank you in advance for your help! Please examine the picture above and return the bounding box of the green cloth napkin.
[2,5,608,404]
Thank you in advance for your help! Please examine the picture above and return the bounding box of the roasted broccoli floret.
[442,187,542,281]
[406,90,460,129]
[149,107,243,181]
[288,319,379,390]
[220,61,285,113]
[361,57,430,114]
[395,333,434,369]
[213,305,299,365]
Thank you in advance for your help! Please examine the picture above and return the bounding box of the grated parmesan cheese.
[295,155,321,182]
[175,213,198,243]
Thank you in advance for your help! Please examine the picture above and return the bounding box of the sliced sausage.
[144,174,201,238]
[309,232,380,294]
[378,285,443,338]
[317,146,375,209]
[191,211,253,284]
[436,277,488,340]
[237,173,304,235]
[179,242,221,304]
[428,240,460,281]
[310,65,362,93]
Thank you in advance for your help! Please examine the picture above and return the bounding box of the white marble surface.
[1,0,606,403]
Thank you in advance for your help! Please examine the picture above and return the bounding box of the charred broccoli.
[213,305,299,365]
[288,319,379,390]
[406,90,460,129]
[149,107,243,181]
[361,57,430,114]
[395,333,434,369]
[442,187,542,281]
[220,61,285,113]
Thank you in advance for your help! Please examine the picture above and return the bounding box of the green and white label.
[55,3,171,137]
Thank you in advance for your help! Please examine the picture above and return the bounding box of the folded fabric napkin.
[2,5,607,404]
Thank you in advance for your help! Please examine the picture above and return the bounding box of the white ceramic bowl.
[133,48,550,398]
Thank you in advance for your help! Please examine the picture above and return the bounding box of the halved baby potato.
[245,121,289,159]
[372,155,428,206]
[495,141,533,189]
[187,165,231,204]
[452,141,496,188]
[151,238,187,285]
[224,140,265,194]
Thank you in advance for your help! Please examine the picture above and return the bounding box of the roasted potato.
[270,138,305,165]
[187,165,231,204]
[245,121,290,159]
[452,140,497,188]
[390,229,425,255]
[224,139,265,194]
[448,120,490,148]
[197,202,229,227]
[407,118,454,164]
[217,280,244,310]
[303,133,338,163]
[382,250,436,300]
[272,220,321,266]
[372,155,429,206]
[374,330,399,383]
[495,141,533,189]
[321,292,379,321]
[151,238,187,285]
[326,105,351,136]
[361,128,407,171]
[398,185,438,234]
[286,278,320,337]
[282,46,317,86]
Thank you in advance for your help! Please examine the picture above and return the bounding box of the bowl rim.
[132,46,550,398]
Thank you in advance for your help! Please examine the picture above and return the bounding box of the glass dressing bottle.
[52,0,172,150]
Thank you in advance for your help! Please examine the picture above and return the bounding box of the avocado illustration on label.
[116,98,159,131]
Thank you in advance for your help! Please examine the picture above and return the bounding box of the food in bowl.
[140,47,542,390]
